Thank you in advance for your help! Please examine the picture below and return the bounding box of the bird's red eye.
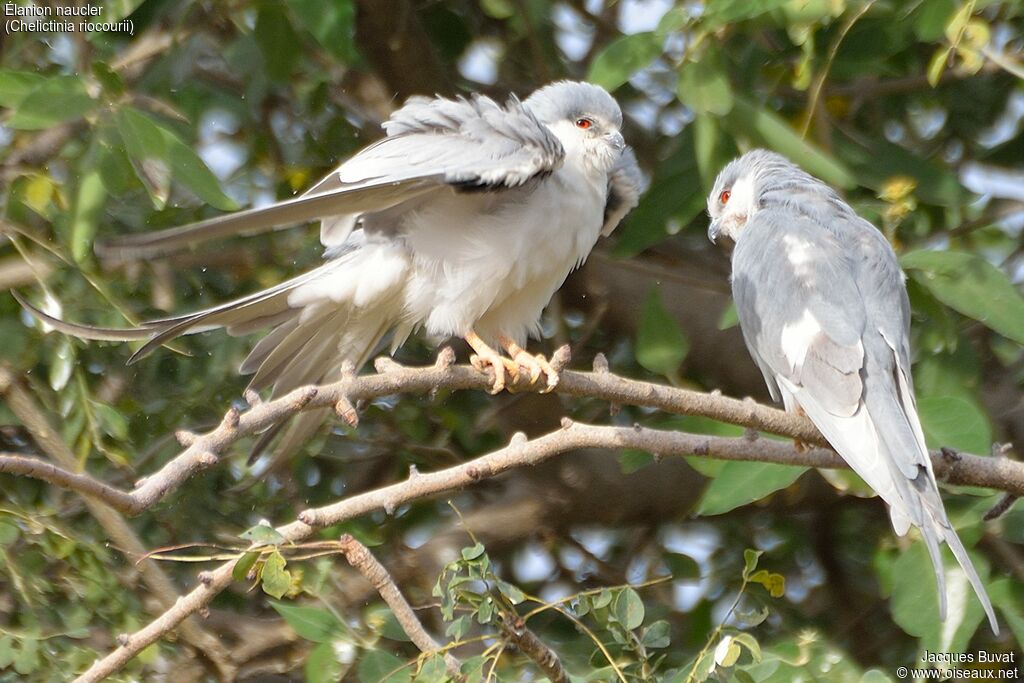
[575,118,593,129]
[719,190,731,204]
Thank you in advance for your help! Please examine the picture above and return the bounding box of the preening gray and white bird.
[18,81,642,460]
[707,149,998,634]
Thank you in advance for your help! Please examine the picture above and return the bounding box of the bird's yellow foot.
[500,336,560,392]
[465,330,510,394]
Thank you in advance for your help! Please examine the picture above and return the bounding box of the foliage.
[0,0,1022,680]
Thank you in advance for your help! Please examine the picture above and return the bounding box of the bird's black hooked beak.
[707,218,721,244]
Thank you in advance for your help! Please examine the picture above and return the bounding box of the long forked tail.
[15,239,412,466]
[780,373,999,635]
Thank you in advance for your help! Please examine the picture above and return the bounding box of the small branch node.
[510,431,528,446]
[560,417,574,430]
[340,359,357,378]
[374,357,402,374]
[198,571,214,586]
[383,500,396,515]
[196,452,219,467]
[550,344,572,371]
[941,446,961,463]
[220,406,240,431]
[592,352,609,373]
[116,633,130,647]
[434,346,456,369]
[633,422,642,432]
[133,476,148,489]
[743,427,760,442]
[198,606,210,619]
[408,464,420,480]
[298,509,317,527]
[694,441,710,456]
[242,388,262,407]
[334,397,359,428]
[992,442,1013,458]
[174,430,198,447]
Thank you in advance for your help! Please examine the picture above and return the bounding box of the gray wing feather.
[601,147,643,237]
[98,93,564,260]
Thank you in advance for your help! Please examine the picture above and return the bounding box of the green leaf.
[693,113,737,193]
[743,549,762,579]
[461,542,485,561]
[0,635,14,669]
[413,654,447,682]
[445,615,471,641]
[240,522,286,546]
[696,462,807,516]
[359,650,411,683]
[70,168,106,264]
[306,641,345,683]
[12,637,38,675]
[232,551,259,582]
[701,0,791,26]
[917,395,991,455]
[613,129,704,256]
[587,32,662,91]
[260,550,292,599]
[255,4,301,82]
[636,287,689,378]
[641,620,671,648]
[93,402,129,441]
[0,70,45,108]
[618,449,655,474]
[718,302,739,330]
[665,552,701,579]
[0,519,19,546]
[613,587,645,630]
[365,603,412,641]
[495,579,525,605]
[7,76,93,130]
[118,108,236,211]
[912,0,957,41]
[732,632,762,662]
[902,250,1024,345]
[725,96,856,189]
[677,45,734,116]
[290,0,358,63]
[270,602,343,643]
[890,541,988,650]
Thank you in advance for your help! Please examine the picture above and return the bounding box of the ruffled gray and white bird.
[707,149,998,633]
[19,81,642,460]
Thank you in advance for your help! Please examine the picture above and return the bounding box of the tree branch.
[71,419,1020,680]
[2,350,1013,681]
[338,534,462,677]
[497,607,570,683]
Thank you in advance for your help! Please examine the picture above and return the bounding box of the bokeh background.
[1,0,1023,680]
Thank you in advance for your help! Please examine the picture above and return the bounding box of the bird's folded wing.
[97,92,565,260]
[732,208,867,417]
[601,147,644,236]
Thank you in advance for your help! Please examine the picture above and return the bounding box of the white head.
[707,149,847,244]
[525,81,626,175]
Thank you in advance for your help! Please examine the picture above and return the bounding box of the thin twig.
[338,534,462,677]
[497,608,570,683]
